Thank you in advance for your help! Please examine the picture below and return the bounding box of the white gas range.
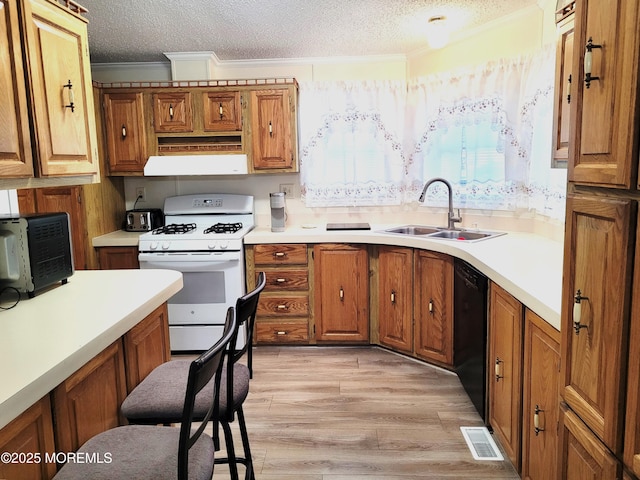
[138,193,254,351]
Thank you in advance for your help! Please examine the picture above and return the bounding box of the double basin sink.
[382,225,506,243]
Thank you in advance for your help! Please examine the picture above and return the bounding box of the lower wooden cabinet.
[377,246,413,353]
[488,282,524,471]
[0,396,57,480]
[314,244,369,343]
[52,340,128,453]
[122,303,170,392]
[97,246,140,269]
[522,309,560,480]
[413,250,454,366]
[559,405,621,479]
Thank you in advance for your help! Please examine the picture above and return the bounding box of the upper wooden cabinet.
[0,0,34,178]
[249,88,297,172]
[152,91,193,133]
[203,91,242,132]
[103,91,148,174]
[22,0,98,177]
[314,244,369,343]
[567,0,640,187]
[551,4,574,168]
[560,194,634,455]
[0,0,98,182]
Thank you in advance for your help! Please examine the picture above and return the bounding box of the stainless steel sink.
[383,225,441,235]
[382,225,505,242]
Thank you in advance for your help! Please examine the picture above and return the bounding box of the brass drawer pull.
[169,103,174,119]
[495,357,504,382]
[391,290,396,304]
[276,330,287,335]
[63,79,75,112]
[276,278,287,283]
[534,404,545,435]
[273,252,287,258]
[573,289,589,335]
[276,304,288,310]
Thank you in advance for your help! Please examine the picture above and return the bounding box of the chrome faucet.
[419,177,462,230]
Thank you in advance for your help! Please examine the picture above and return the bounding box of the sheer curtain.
[298,80,407,206]
[405,46,565,219]
[298,47,566,220]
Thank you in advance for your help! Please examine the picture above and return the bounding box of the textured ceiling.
[79,0,539,64]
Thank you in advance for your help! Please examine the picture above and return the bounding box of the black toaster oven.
[0,213,74,297]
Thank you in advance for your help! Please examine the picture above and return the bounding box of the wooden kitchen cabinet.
[102,91,149,174]
[314,244,368,343]
[560,194,634,455]
[413,250,454,366]
[152,91,193,133]
[52,339,128,453]
[97,246,140,270]
[247,243,310,344]
[551,1,574,168]
[122,303,170,392]
[0,395,56,480]
[376,246,413,353]
[203,90,242,131]
[249,87,298,172]
[488,282,523,471]
[21,0,98,177]
[567,0,640,188]
[521,309,560,480]
[0,0,34,178]
[559,405,621,479]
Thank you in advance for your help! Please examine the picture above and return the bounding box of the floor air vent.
[460,427,504,461]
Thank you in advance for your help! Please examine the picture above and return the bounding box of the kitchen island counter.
[0,269,182,430]
[245,225,563,331]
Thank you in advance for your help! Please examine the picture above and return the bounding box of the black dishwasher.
[454,259,489,422]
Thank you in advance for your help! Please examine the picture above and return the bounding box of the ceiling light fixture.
[426,15,449,50]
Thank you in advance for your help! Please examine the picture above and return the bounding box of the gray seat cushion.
[52,425,214,480]
[121,360,250,423]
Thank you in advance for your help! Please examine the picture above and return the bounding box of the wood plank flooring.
[192,346,519,479]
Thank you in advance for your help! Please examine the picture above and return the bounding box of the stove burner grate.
[204,222,244,234]
[152,223,197,234]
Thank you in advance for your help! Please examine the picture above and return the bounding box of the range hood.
[143,154,248,176]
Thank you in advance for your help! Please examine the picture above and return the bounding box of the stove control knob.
[219,241,229,250]
[162,242,170,250]
[150,242,159,250]
[208,243,217,250]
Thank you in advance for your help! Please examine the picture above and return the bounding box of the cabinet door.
[22,0,98,176]
[489,282,523,470]
[103,92,148,174]
[52,340,128,453]
[314,244,368,342]
[624,213,640,477]
[97,246,140,270]
[250,88,294,171]
[0,396,56,480]
[522,309,561,480]
[152,92,192,133]
[122,304,170,392]
[568,0,640,187]
[559,406,621,480]
[377,246,413,353]
[561,194,633,454]
[34,187,87,270]
[203,91,242,131]
[414,250,454,365]
[551,13,574,167]
[0,0,34,178]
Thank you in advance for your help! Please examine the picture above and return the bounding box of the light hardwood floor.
[206,346,519,479]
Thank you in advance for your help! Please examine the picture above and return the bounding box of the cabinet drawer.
[258,296,309,316]
[256,320,309,343]
[254,244,307,265]
[262,269,308,291]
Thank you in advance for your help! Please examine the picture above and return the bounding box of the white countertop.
[245,224,563,331]
[92,230,143,247]
[0,269,183,430]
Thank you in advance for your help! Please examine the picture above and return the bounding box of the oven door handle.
[138,255,240,271]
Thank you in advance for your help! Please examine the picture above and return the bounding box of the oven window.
[169,272,226,304]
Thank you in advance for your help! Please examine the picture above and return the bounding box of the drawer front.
[262,269,308,291]
[258,296,309,316]
[254,244,307,265]
[256,320,309,343]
